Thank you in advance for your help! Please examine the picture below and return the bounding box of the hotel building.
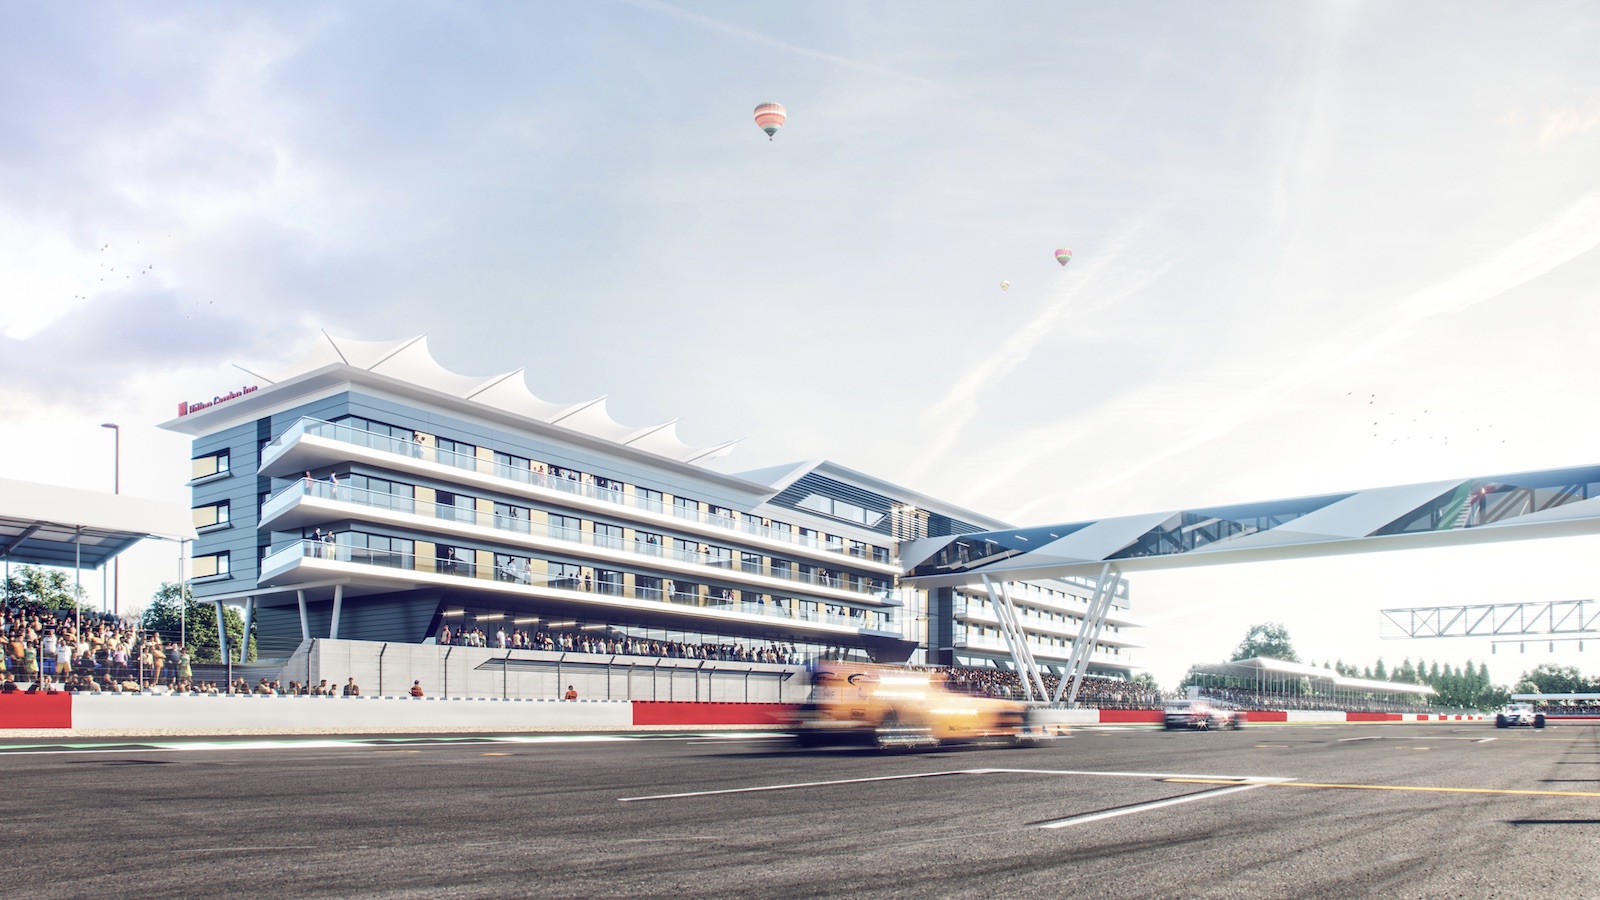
[161,335,1139,681]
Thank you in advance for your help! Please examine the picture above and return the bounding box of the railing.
[264,540,898,634]
[267,479,892,600]
[953,600,1134,638]
[267,416,898,565]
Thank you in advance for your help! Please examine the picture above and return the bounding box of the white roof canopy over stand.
[0,477,196,570]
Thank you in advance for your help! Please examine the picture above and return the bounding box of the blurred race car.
[1163,698,1246,730]
[1495,703,1545,728]
[791,662,1037,749]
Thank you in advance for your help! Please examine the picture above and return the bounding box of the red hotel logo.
[178,384,258,417]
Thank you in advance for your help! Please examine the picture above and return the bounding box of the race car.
[1163,698,1246,730]
[791,662,1037,749]
[1495,703,1546,728]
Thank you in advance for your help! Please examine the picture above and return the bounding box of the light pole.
[101,423,119,616]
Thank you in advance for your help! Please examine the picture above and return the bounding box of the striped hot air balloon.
[1055,248,1072,267]
[754,103,786,140]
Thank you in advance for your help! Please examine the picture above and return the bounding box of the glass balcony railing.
[263,540,897,634]
[266,478,894,601]
[952,602,1131,644]
[266,416,899,567]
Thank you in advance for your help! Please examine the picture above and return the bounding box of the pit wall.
[0,695,1483,734]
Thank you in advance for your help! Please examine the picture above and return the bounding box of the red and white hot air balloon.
[754,102,786,140]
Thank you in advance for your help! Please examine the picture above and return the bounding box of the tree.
[1518,663,1586,695]
[1129,672,1159,691]
[138,582,254,663]
[2,564,91,612]
[1231,622,1299,663]
[1374,658,1387,681]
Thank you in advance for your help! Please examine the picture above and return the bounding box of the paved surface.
[3,723,1598,898]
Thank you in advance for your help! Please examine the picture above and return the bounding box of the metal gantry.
[1379,600,1597,639]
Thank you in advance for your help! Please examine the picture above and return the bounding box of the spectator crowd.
[2,601,202,694]
[439,623,802,665]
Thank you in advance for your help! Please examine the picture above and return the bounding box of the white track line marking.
[1475,737,1497,743]
[1038,783,1270,829]
[618,767,1293,803]
[977,767,1290,783]
[1338,736,1382,742]
[619,770,979,802]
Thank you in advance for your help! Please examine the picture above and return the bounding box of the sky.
[3,1,1599,690]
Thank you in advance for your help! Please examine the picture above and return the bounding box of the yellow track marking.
[481,752,511,757]
[1164,778,1600,799]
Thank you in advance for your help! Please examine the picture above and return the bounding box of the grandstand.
[1183,657,1443,713]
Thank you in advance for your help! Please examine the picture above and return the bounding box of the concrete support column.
[330,584,343,639]
[239,597,255,664]
[297,590,309,641]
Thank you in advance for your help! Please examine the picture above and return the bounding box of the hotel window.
[705,545,732,568]
[594,476,625,501]
[192,500,230,529]
[770,558,791,578]
[191,449,230,480]
[549,514,582,542]
[493,502,531,533]
[636,575,663,601]
[673,495,700,519]
[192,551,230,578]
[347,475,414,512]
[495,553,532,584]
[796,494,884,527]
[345,533,412,568]
[549,561,582,589]
[595,568,624,596]
[434,437,477,470]
[673,537,700,563]
[635,530,663,555]
[494,451,531,476]
[594,522,625,550]
[708,505,733,526]
[637,487,663,513]
[741,552,763,575]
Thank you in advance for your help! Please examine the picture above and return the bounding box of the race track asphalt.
[2,722,1597,899]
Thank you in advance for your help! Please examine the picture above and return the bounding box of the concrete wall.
[293,639,809,703]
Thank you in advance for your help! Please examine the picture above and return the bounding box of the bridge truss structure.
[1380,600,1596,647]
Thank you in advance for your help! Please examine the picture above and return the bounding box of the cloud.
[900,219,1170,484]
[1540,103,1600,146]
[1000,189,1600,522]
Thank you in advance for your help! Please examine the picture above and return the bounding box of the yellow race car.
[792,662,1035,749]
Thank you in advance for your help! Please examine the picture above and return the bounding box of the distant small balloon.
[754,103,787,140]
[1055,248,1072,267]
[999,280,1010,291]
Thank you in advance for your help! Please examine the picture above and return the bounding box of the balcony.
[952,630,1128,668]
[260,540,900,637]
[260,417,900,572]
[261,479,897,604]
[952,601,1139,648]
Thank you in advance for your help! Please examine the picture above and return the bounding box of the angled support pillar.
[239,596,255,664]
[297,590,310,641]
[215,601,229,659]
[1054,563,1124,707]
[981,575,1049,701]
[330,584,343,640]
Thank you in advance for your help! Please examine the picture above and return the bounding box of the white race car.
[1495,703,1546,728]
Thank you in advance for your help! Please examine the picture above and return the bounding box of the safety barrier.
[0,695,1490,733]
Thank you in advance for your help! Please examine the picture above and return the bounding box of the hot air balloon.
[754,103,786,140]
[1055,248,1072,267]
[999,280,1010,291]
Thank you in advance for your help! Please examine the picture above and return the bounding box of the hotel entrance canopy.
[0,477,196,569]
